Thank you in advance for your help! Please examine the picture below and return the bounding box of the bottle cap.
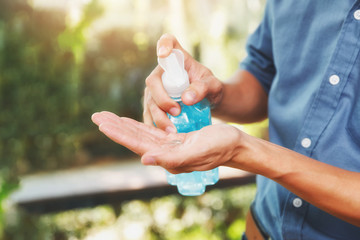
[158,49,189,98]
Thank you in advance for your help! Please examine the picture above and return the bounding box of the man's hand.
[92,111,240,174]
[143,33,224,133]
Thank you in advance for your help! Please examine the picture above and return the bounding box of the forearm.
[212,70,268,123]
[227,133,360,227]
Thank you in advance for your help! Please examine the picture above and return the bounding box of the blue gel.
[167,98,219,196]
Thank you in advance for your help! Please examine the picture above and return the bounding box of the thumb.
[141,152,188,175]
[141,148,182,169]
[182,75,223,106]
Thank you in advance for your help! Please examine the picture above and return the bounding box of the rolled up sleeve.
[240,4,276,94]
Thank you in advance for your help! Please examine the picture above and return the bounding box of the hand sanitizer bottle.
[158,49,219,196]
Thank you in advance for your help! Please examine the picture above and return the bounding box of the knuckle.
[213,83,223,97]
[193,80,208,95]
[197,80,207,90]
[150,94,171,112]
[145,76,151,86]
[145,75,155,87]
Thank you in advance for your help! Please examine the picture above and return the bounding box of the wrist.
[224,129,259,173]
[224,130,281,178]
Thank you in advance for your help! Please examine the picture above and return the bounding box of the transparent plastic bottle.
[158,49,219,196]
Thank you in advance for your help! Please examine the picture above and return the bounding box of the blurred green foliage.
[3,185,256,240]
[0,0,156,176]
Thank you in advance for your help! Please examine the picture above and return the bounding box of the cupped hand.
[92,111,241,174]
[143,33,224,133]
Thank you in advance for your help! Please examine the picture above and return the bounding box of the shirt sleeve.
[240,3,276,94]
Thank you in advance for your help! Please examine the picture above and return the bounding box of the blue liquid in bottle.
[166,98,219,196]
[158,49,219,196]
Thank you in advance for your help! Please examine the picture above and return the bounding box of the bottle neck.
[171,96,182,102]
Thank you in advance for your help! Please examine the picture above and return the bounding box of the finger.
[92,111,135,128]
[98,117,168,156]
[99,122,147,156]
[157,34,196,76]
[142,89,154,126]
[141,149,182,169]
[145,67,181,116]
[157,33,184,57]
[93,111,167,139]
[148,97,177,133]
[91,112,115,126]
[182,75,223,106]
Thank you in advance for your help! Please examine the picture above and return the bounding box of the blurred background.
[0,0,267,239]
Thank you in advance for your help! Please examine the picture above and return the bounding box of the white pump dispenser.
[158,49,189,99]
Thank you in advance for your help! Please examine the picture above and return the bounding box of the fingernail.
[165,126,177,133]
[169,107,180,116]
[158,46,168,56]
[142,156,156,166]
[183,90,196,104]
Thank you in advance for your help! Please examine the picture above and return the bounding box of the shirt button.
[301,138,311,148]
[329,74,340,85]
[293,198,303,208]
[354,10,360,20]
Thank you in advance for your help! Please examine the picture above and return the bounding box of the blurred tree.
[0,0,157,236]
[0,0,157,174]
[0,0,81,234]
[79,28,157,157]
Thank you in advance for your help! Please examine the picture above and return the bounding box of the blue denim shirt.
[240,0,360,239]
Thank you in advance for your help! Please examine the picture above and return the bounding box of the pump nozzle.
[158,49,189,99]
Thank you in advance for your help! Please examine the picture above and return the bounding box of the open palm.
[91,111,240,173]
